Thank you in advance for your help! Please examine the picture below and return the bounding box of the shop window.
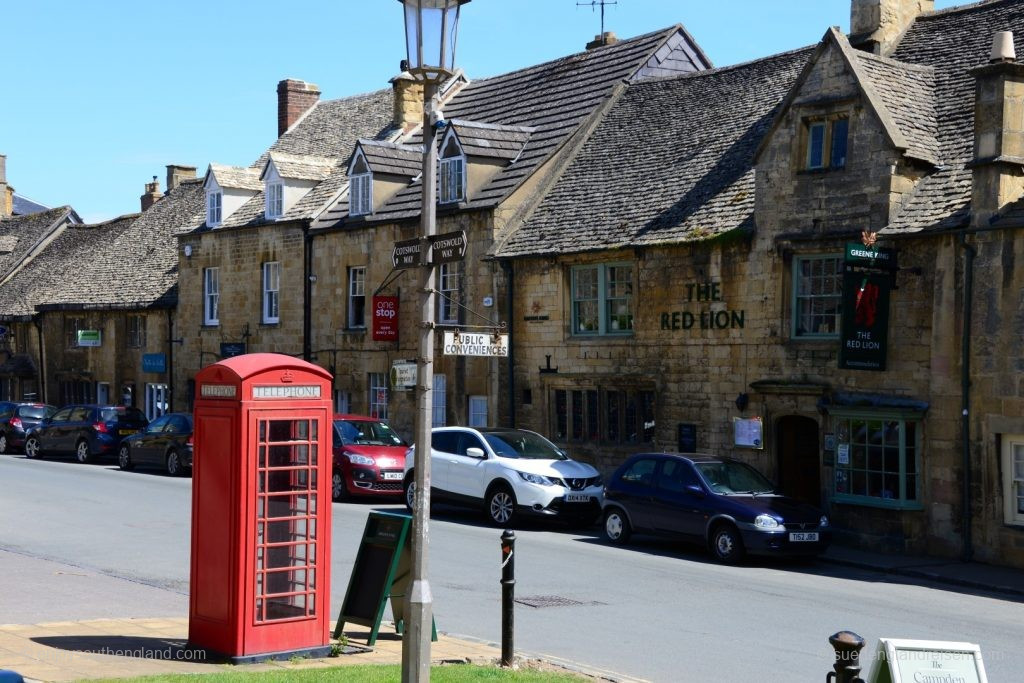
[571,264,633,336]
[127,315,146,348]
[204,268,220,326]
[468,395,487,427]
[804,116,848,170]
[334,390,351,414]
[832,413,922,509]
[1003,435,1024,526]
[348,267,366,328]
[432,374,447,427]
[551,387,653,445]
[368,373,388,419]
[438,262,461,325]
[263,262,280,324]
[792,255,842,338]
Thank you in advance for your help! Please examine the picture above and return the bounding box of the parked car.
[403,426,604,526]
[24,405,149,463]
[117,412,193,476]
[0,402,57,454]
[331,414,409,501]
[602,453,831,563]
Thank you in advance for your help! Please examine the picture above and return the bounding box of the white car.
[403,427,604,526]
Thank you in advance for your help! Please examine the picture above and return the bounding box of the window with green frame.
[551,386,654,445]
[832,411,922,509]
[571,263,633,335]
[792,254,842,338]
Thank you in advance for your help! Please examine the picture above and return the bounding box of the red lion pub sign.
[372,296,399,342]
[839,240,897,371]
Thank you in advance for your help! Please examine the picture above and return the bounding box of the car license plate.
[565,493,591,503]
[789,532,819,542]
[383,472,404,480]
[119,429,136,436]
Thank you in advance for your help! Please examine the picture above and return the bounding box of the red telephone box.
[188,353,333,662]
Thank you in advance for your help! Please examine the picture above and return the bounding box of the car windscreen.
[482,431,567,460]
[100,407,148,424]
[335,420,406,447]
[694,461,774,495]
[16,406,49,420]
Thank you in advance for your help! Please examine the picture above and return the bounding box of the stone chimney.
[850,0,934,55]
[166,164,197,193]
[391,67,425,133]
[277,79,321,137]
[0,154,9,219]
[586,32,619,50]
[140,176,162,211]
[969,32,1024,227]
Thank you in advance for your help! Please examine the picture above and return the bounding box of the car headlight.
[819,515,830,528]
[345,452,375,466]
[754,514,781,530]
[517,471,555,486]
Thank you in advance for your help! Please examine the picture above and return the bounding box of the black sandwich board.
[334,511,436,646]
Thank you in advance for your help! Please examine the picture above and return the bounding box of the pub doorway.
[776,415,821,506]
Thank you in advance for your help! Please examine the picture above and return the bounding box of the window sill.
[200,323,220,329]
[260,322,280,328]
[797,166,846,176]
[832,494,923,511]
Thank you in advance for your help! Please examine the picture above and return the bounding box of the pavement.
[1,545,1021,683]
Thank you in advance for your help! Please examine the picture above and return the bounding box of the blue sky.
[4,0,961,223]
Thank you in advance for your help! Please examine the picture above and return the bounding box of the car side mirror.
[465,447,485,459]
[686,484,705,498]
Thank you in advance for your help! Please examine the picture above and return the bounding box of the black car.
[0,402,57,455]
[117,412,193,476]
[24,404,149,463]
[602,453,831,563]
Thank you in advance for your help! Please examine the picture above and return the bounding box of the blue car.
[24,404,149,463]
[602,453,831,563]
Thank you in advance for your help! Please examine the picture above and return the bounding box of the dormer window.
[439,136,465,204]
[266,182,283,218]
[349,153,372,217]
[207,190,222,226]
[804,116,849,171]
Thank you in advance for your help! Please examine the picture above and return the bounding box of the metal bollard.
[500,529,515,667]
[827,631,866,683]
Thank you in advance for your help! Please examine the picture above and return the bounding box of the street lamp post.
[398,1,469,680]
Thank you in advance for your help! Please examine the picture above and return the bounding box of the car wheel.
[118,444,133,470]
[332,472,349,502]
[486,484,517,527]
[404,475,416,512]
[0,433,8,455]
[603,508,632,545]
[166,449,182,476]
[24,436,42,459]
[75,440,92,464]
[710,523,745,564]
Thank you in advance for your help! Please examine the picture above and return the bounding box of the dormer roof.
[205,163,263,192]
[351,140,423,177]
[444,120,536,161]
[261,152,336,182]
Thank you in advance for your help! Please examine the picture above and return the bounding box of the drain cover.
[515,595,588,608]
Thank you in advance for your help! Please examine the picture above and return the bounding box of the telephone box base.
[194,644,334,665]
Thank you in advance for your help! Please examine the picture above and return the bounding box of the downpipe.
[959,232,975,563]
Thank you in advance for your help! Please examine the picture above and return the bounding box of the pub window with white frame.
[1003,435,1024,525]
[369,373,388,419]
[832,412,922,509]
[266,182,284,218]
[204,267,220,325]
[792,254,842,338]
[468,395,487,427]
[127,315,146,348]
[348,266,366,328]
[262,262,280,324]
[571,263,633,336]
[438,262,460,325]
[432,374,447,427]
[439,136,465,204]
[207,190,222,226]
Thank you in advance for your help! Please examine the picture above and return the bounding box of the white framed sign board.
[867,639,987,683]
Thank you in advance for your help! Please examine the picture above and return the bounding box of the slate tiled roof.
[447,120,536,161]
[314,26,694,229]
[495,47,814,257]
[883,0,1024,233]
[264,152,336,181]
[853,51,939,165]
[214,89,396,229]
[5,180,207,316]
[12,194,49,216]
[0,206,76,284]
[356,140,423,177]
[208,163,263,191]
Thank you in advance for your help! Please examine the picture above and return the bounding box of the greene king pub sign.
[839,241,897,372]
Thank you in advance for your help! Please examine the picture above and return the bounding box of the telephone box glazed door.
[246,409,329,653]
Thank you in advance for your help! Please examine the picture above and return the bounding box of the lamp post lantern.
[398,1,469,680]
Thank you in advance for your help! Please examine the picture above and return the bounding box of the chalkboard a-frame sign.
[334,511,436,646]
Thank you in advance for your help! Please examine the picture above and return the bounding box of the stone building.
[492,0,1024,566]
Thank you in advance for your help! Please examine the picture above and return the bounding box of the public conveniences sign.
[372,296,399,341]
[442,331,509,357]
